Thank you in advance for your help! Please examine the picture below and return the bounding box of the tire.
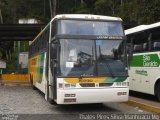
[156,82,160,101]
[30,74,37,90]
[49,99,57,105]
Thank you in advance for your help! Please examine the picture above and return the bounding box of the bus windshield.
[59,39,127,77]
[58,20,124,36]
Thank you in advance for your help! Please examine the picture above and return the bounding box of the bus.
[125,22,160,101]
[28,14,129,104]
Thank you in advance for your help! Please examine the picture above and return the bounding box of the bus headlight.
[65,84,70,88]
[58,83,63,88]
[64,84,76,88]
[71,84,76,88]
[116,82,129,86]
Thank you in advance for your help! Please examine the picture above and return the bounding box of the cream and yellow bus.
[29,14,129,104]
[125,22,160,101]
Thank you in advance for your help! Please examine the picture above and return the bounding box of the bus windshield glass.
[58,20,124,36]
[96,40,127,76]
[59,39,127,77]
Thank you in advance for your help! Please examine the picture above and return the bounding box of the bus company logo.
[143,55,159,67]
[135,70,148,76]
[78,78,93,83]
[97,36,109,39]
[97,36,123,40]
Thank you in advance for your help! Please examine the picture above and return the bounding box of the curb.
[0,81,31,87]
[127,99,160,114]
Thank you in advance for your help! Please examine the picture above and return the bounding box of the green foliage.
[0,0,160,24]
[0,0,50,23]
[2,41,29,73]
[5,50,18,73]
[94,0,114,15]
[74,2,92,14]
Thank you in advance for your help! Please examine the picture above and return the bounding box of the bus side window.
[38,36,41,52]
[40,33,45,50]
[154,42,160,50]
[29,45,32,57]
[126,43,132,53]
[37,37,40,52]
[46,29,49,42]
[143,43,148,51]
[51,21,57,38]
[133,44,143,53]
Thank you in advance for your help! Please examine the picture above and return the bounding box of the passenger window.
[153,42,160,50]
[133,44,143,53]
[51,22,57,37]
[126,43,132,53]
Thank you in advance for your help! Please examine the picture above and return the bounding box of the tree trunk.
[49,0,56,18]
[53,0,56,17]
[49,0,53,18]
[0,9,3,23]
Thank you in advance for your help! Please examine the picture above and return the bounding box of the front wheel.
[49,99,57,105]
[156,82,160,101]
[30,74,37,90]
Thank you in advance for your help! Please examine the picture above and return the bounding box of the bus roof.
[30,14,122,45]
[51,14,122,22]
[125,22,160,35]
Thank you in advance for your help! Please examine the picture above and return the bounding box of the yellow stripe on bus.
[64,77,107,83]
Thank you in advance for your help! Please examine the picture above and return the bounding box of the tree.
[94,0,116,16]
[49,0,57,18]
[0,0,50,23]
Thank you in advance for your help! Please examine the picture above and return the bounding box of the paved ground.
[130,91,160,107]
[128,91,160,114]
[0,86,158,120]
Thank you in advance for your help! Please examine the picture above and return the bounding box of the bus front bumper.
[57,87,129,104]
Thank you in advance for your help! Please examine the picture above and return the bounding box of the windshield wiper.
[98,45,115,78]
[79,64,95,77]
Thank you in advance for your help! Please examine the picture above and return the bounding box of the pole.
[14,41,16,51]
[81,0,83,6]
[17,41,20,73]
[121,0,123,6]
[0,9,3,23]
[49,0,57,18]
[53,0,56,17]
[44,0,46,16]
[49,0,53,18]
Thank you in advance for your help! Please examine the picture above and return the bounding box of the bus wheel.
[49,99,57,105]
[156,82,160,101]
[30,74,37,90]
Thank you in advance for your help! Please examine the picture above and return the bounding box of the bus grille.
[79,83,95,87]
[99,83,113,87]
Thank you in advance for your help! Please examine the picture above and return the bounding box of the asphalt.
[0,82,160,114]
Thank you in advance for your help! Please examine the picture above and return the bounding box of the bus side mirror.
[50,43,57,59]
[127,44,133,65]
[126,43,133,66]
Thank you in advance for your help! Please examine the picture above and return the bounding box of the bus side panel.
[36,52,47,93]
[28,55,39,86]
[129,52,160,95]
[28,52,47,93]
[56,77,129,104]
